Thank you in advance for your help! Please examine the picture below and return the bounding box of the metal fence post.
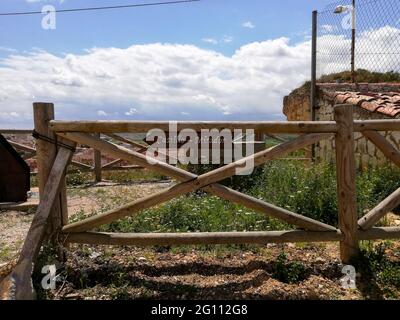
[311,10,318,160]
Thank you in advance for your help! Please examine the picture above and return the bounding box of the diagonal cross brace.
[58,132,336,233]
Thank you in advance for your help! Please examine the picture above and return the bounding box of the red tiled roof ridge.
[322,90,400,118]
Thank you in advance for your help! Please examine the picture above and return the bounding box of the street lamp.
[334,1,356,83]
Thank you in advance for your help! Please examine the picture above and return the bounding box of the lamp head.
[334,5,347,14]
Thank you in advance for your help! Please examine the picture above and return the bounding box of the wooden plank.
[33,103,63,241]
[8,141,92,171]
[50,120,339,134]
[105,133,148,150]
[8,141,36,153]
[354,120,400,133]
[59,132,333,232]
[102,158,122,169]
[363,130,400,167]
[57,132,197,181]
[62,133,332,233]
[358,187,400,230]
[102,165,144,171]
[63,230,344,246]
[0,201,39,212]
[334,105,359,263]
[70,160,93,170]
[358,227,400,241]
[0,147,74,300]
[93,133,102,182]
[208,184,337,232]
[49,120,400,134]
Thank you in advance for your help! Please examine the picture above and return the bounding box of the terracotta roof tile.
[323,90,400,118]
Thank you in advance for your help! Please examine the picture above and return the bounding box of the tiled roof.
[323,90,400,118]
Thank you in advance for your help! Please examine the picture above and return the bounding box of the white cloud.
[97,110,107,116]
[317,26,400,76]
[0,26,397,127]
[321,24,337,34]
[222,36,234,43]
[0,38,311,127]
[125,108,139,116]
[242,21,255,29]
[0,47,17,53]
[202,38,218,45]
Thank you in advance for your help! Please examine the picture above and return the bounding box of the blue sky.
[0,0,335,57]
[1,0,395,128]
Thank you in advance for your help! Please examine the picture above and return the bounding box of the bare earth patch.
[45,244,364,300]
[1,181,400,300]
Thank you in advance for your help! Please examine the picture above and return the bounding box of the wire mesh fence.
[316,0,400,81]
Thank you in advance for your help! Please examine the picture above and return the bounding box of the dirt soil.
[52,243,361,300]
[1,181,399,300]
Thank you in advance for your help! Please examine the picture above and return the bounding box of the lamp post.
[334,0,356,83]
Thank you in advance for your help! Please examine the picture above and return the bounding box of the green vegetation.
[353,242,400,298]
[65,161,400,234]
[272,252,306,284]
[64,169,169,187]
[296,70,400,95]
[318,69,400,84]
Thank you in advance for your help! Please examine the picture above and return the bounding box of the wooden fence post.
[33,103,69,247]
[94,133,102,182]
[334,104,359,263]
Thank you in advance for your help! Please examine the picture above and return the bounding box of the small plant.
[272,252,306,284]
[66,171,92,186]
[352,242,400,297]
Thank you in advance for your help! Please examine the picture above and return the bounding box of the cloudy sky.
[0,0,397,128]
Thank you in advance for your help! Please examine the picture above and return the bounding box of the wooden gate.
[2,102,400,299]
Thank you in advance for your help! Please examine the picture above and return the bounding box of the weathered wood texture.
[51,121,339,133]
[63,227,400,246]
[60,132,334,233]
[358,187,400,230]
[334,105,359,263]
[0,147,74,300]
[64,230,344,246]
[363,130,400,167]
[49,120,400,133]
[33,103,66,239]
[358,227,400,241]
[93,133,102,182]
[105,133,148,151]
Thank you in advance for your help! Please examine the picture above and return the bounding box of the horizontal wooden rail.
[50,121,339,133]
[60,132,334,233]
[358,227,400,241]
[49,120,400,133]
[62,227,400,246]
[63,230,344,246]
[58,133,333,233]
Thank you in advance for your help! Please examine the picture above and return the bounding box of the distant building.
[283,83,400,168]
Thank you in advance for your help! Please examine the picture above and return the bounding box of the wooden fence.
[2,102,400,299]
[0,129,147,183]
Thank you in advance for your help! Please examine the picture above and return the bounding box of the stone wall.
[283,85,311,121]
[315,96,400,169]
[283,83,400,169]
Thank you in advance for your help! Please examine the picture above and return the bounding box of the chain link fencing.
[316,0,400,80]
